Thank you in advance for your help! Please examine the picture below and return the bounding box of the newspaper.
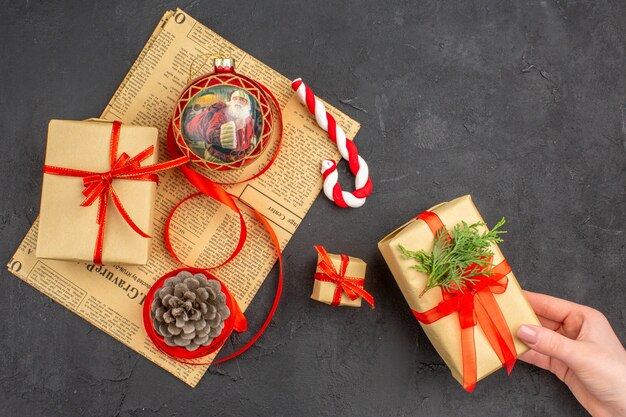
[7,9,360,387]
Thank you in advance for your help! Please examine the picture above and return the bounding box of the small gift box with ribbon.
[378,195,540,391]
[37,119,184,265]
[311,246,374,308]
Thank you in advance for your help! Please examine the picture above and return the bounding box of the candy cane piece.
[291,78,372,208]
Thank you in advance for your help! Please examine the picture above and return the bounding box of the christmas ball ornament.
[150,270,230,351]
[170,58,281,171]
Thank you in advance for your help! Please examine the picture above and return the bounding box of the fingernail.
[517,325,539,345]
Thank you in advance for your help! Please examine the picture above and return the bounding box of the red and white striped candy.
[291,78,372,208]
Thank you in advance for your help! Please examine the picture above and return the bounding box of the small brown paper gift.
[378,195,540,390]
[36,119,159,265]
[311,246,374,308]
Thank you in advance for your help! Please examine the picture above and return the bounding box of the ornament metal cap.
[214,58,234,70]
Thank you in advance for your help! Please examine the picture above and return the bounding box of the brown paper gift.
[36,119,159,265]
[378,195,540,389]
[311,246,372,308]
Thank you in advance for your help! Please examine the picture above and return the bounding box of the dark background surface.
[1,1,625,416]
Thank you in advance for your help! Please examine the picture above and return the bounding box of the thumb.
[517,325,584,368]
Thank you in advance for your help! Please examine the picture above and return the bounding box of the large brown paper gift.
[378,195,540,389]
[37,120,159,265]
[311,247,372,308]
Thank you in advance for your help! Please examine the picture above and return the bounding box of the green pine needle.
[399,218,506,297]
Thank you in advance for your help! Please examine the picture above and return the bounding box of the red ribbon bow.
[43,121,188,264]
[410,211,517,392]
[313,246,374,308]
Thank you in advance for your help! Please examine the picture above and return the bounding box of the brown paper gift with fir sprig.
[378,195,540,390]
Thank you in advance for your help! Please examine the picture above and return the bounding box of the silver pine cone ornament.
[151,271,230,351]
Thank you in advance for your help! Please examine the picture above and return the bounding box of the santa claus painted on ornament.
[184,88,259,162]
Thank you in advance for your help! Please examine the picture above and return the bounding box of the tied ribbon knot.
[43,121,188,264]
[410,211,517,392]
[313,246,374,308]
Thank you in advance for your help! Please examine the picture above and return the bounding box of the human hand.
[517,291,626,417]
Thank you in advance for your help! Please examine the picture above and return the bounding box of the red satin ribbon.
[411,211,517,392]
[153,75,285,365]
[43,121,188,264]
[145,198,284,365]
[313,246,374,309]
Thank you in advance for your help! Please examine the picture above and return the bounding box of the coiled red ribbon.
[43,121,188,264]
[151,70,285,365]
[150,184,284,365]
[313,246,374,308]
[411,211,517,392]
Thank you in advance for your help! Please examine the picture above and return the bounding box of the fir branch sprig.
[399,218,507,297]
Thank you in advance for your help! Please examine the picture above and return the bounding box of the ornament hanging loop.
[188,53,227,83]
